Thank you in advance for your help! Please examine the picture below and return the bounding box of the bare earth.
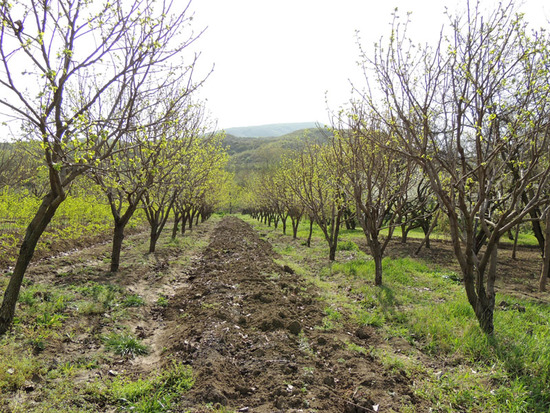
[159,216,418,412]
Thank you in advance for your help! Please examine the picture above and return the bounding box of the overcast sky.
[188,0,549,130]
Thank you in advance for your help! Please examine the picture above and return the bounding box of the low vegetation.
[0,217,217,412]
[244,215,550,412]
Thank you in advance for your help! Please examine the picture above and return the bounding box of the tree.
[93,92,203,272]
[287,141,346,261]
[171,124,227,238]
[358,1,550,333]
[144,116,227,253]
[331,114,413,285]
[274,164,305,239]
[0,0,203,335]
[396,176,438,247]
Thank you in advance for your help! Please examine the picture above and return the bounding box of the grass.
[0,215,219,412]
[103,332,149,357]
[243,213,550,412]
[122,293,146,307]
[94,361,194,412]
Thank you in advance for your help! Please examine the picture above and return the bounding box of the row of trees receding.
[246,1,550,335]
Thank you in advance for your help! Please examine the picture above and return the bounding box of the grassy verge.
[243,214,550,412]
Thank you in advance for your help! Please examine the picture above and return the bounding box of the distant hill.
[223,122,323,138]
[223,127,332,184]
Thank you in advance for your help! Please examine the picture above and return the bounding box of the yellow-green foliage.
[0,187,144,264]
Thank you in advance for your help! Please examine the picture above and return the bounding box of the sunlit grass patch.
[331,259,372,279]
[0,345,42,392]
[91,361,194,412]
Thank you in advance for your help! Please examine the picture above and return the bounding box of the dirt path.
[160,216,416,412]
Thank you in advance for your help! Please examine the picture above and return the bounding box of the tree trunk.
[188,211,195,230]
[181,212,189,235]
[291,216,300,239]
[415,214,438,255]
[281,216,287,235]
[373,253,383,286]
[171,212,181,239]
[327,211,343,261]
[476,300,495,335]
[539,212,550,292]
[149,221,159,253]
[463,243,497,335]
[0,192,64,336]
[477,244,497,335]
[401,223,408,243]
[329,242,337,261]
[111,222,126,273]
[307,219,314,247]
[109,203,139,273]
[511,223,520,260]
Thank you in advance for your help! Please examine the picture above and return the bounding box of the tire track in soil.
[162,216,419,412]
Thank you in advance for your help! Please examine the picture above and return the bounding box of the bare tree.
[332,114,414,285]
[93,88,202,272]
[539,203,550,291]
[358,1,550,333]
[287,141,346,261]
[0,0,203,335]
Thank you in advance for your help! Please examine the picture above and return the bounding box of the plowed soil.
[160,216,416,412]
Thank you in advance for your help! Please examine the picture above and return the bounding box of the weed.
[0,347,41,392]
[201,302,219,310]
[103,332,148,357]
[122,294,145,307]
[345,340,368,355]
[18,290,36,307]
[316,318,336,331]
[156,294,169,307]
[337,240,358,251]
[97,361,194,412]
[324,306,343,321]
[36,311,66,328]
[76,282,121,310]
[298,332,314,356]
[29,335,46,352]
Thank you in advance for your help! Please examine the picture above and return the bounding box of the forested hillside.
[223,127,331,183]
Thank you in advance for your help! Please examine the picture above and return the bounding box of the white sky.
[188,0,549,130]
